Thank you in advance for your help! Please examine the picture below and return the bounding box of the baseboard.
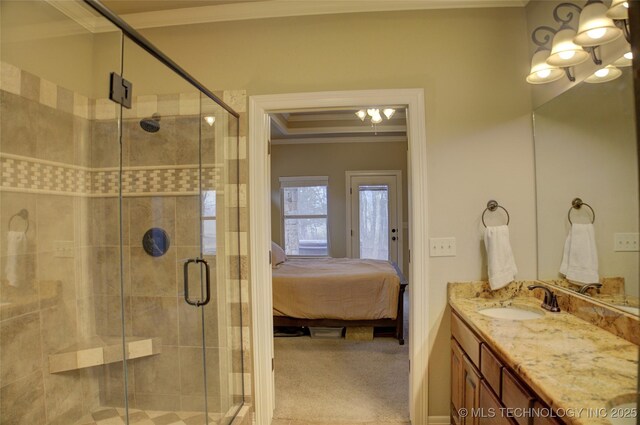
[428,415,451,425]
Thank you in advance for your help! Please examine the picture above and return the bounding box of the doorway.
[346,170,403,268]
[248,89,429,425]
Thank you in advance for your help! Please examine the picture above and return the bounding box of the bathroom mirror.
[533,67,639,316]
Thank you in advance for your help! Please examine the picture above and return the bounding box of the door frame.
[345,170,403,270]
[248,89,429,425]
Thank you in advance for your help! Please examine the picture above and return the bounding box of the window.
[280,176,328,256]
[202,190,216,255]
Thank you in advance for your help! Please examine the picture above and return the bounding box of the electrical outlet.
[614,233,639,252]
[429,237,456,257]
[54,241,75,258]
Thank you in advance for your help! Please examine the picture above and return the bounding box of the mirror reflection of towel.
[5,230,26,287]
[560,223,599,284]
[484,225,518,290]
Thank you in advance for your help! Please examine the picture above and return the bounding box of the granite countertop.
[448,281,639,425]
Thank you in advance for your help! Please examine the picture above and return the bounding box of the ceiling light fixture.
[355,107,396,126]
[526,1,629,85]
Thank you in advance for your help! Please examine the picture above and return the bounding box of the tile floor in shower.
[74,407,227,425]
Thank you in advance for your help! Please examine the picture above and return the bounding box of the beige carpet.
[273,336,409,423]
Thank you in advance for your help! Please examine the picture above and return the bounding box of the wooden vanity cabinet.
[451,311,563,425]
[463,356,482,425]
[452,339,465,425]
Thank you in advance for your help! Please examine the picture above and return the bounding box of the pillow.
[271,242,287,268]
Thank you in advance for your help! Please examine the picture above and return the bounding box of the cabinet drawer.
[480,380,514,425]
[452,312,481,368]
[502,369,535,425]
[532,401,563,425]
[481,344,503,397]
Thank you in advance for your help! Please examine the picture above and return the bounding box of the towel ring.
[482,200,510,228]
[8,209,29,233]
[568,198,595,224]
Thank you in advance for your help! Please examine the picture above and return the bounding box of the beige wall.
[535,68,639,297]
[270,141,409,274]
[139,7,536,415]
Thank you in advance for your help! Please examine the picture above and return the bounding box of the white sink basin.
[615,305,640,316]
[478,306,544,320]
[607,397,638,425]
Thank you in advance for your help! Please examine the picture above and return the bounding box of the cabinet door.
[480,380,514,425]
[463,354,482,425]
[452,339,465,424]
[532,401,563,425]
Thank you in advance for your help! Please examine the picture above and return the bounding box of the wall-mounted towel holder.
[568,198,595,224]
[482,200,510,228]
[8,209,29,233]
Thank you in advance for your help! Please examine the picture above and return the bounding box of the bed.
[272,257,408,344]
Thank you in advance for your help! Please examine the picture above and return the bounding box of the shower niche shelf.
[49,336,161,374]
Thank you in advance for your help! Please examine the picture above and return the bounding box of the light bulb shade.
[574,1,622,47]
[547,28,590,67]
[383,108,396,119]
[355,110,367,121]
[367,108,378,117]
[613,53,632,67]
[584,65,622,83]
[371,113,383,124]
[606,0,629,20]
[204,116,215,126]
[526,50,564,84]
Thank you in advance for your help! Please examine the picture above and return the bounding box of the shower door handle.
[183,258,211,307]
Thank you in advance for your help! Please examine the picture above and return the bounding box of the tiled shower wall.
[0,63,251,424]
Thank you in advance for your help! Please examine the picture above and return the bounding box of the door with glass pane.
[348,172,401,265]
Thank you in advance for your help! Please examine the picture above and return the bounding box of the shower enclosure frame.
[83,0,245,421]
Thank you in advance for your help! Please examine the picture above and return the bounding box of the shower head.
[140,113,161,133]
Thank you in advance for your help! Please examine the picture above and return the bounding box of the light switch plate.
[429,237,456,257]
[614,233,639,252]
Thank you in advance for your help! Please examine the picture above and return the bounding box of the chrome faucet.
[527,285,561,312]
[578,283,603,295]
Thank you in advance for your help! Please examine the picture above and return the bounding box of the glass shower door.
[119,34,243,424]
[119,37,212,421]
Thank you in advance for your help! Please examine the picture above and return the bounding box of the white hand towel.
[559,223,598,284]
[5,230,26,287]
[484,225,518,290]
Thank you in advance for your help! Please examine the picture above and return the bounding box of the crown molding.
[271,135,408,145]
[90,0,528,32]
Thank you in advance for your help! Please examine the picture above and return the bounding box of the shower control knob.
[392,236,397,241]
[392,229,397,233]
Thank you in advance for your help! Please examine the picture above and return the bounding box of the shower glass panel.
[0,1,244,424]
[0,1,124,424]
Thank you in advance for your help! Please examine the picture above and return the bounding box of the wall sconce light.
[612,51,633,67]
[574,0,622,47]
[526,1,628,85]
[584,64,623,83]
[204,116,215,126]
[606,0,630,42]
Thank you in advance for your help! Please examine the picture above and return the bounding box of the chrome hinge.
[350,188,352,195]
[109,72,132,109]
[350,229,353,237]
[272,358,275,371]
[268,140,272,155]
[269,250,272,265]
[408,249,410,263]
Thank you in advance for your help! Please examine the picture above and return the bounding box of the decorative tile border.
[0,153,223,197]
